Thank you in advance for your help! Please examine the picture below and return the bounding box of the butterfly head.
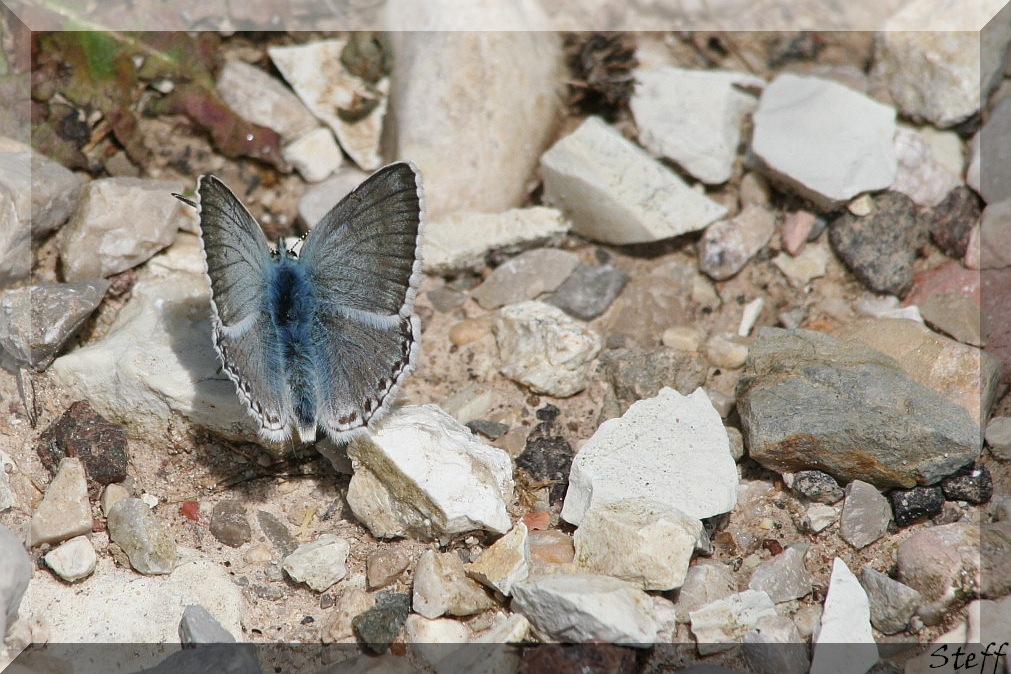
[274,237,300,260]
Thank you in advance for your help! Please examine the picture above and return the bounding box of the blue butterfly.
[176,162,424,444]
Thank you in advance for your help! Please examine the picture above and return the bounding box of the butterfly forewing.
[196,176,294,441]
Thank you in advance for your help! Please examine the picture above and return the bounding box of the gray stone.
[385,13,562,217]
[562,388,738,524]
[979,200,1011,269]
[494,301,602,398]
[859,566,922,635]
[742,615,809,674]
[790,470,844,504]
[630,67,763,185]
[412,549,495,619]
[979,95,1011,205]
[470,248,579,310]
[545,262,628,320]
[59,177,185,280]
[256,510,297,557]
[986,416,1011,460]
[752,73,896,210]
[698,205,777,280]
[107,498,178,575]
[0,523,31,638]
[839,480,892,549]
[29,457,92,548]
[674,561,738,623]
[829,191,924,296]
[0,279,109,370]
[209,500,251,548]
[738,328,980,489]
[352,591,411,655]
[604,263,697,347]
[216,57,318,142]
[511,573,658,647]
[0,183,26,288]
[540,116,727,245]
[281,535,351,592]
[748,545,813,603]
[891,126,962,208]
[896,521,979,624]
[918,293,983,347]
[0,145,84,242]
[180,604,237,644]
[871,0,1010,128]
[598,346,710,418]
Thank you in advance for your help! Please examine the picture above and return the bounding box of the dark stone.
[545,263,629,320]
[940,463,993,505]
[927,186,981,259]
[209,500,251,548]
[536,404,560,422]
[255,511,297,557]
[790,470,844,504]
[829,192,925,296]
[516,419,573,505]
[426,286,466,313]
[599,347,709,417]
[35,400,128,491]
[352,591,411,654]
[466,419,510,440]
[889,486,945,527]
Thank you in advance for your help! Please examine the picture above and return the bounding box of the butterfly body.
[186,162,425,444]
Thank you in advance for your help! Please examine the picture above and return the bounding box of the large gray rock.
[0,523,31,639]
[737,327,980,489]
[751,73,896,210]
[978,96,1011,205]
[385,2,562,217]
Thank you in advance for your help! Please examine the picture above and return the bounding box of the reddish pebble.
[180,500,201,521]
[522,511,551,531]
[762,538,783,555]
[903,260,981,306]
[781,210,816,255]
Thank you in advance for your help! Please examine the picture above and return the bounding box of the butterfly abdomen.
[268,260,319,434]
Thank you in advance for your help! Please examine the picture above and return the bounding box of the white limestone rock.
[540,116,727,244]
[281,535,351,592]
[631,67,764,184]
[562,388,738,524]
[688,589,777,655]
[466,522,530,596]
[282,127,343,183]
[493,300,601,398]
[346,405,514,540]
[751,74,896,210]
[216,57,319,142]
[810,557,878,674]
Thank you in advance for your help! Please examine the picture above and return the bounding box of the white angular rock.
[403,614,471,667]
[346,405,513,540]
[216,57,319,142]
[811,558,878,674]
[540,116,727,245]
[269,39,388,171]
[688,589,777,655]
[43,535,97,583]
[752,74,896,210]
[891,126,962,208]
[466,522,530,596]
[631,67,763,184]
[0,186,26,288]
[801,503,839,533]
[29,458,92,548]
[281,535,351,592]
[0,523,31,641]
[562,388,738,524]
[748,545,813,603]
[282,127,343,183]
[20,548,244,648]
[422,207,569,274]
[772,242,830,288]
[871,0,1010,128]
[59,177,186,280]
[573,497,702,591]
[50,234,260,442]
[412,549,495,619]
[511,573,658,647]
[675,561,738,623]
[493,301,602,398]
[385,6,562,218]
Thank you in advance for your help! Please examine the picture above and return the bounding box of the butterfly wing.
[197,175,293,442]
[298,162,424,440]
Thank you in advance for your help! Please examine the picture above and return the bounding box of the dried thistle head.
[563,32,638,120]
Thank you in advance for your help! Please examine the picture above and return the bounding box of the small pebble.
[427,286,467,313]
[352,591,412,654]
[704,332,749,369]
[986,416,1011,460]
[889,485,945,527]
[282,535,351,592]
[466,419,510,440]
[106,497,178,575]
[790,470,844,504]
[661,326,702,351]
[545,262,629,320]
[43,535,97,583]
[35,400,129,489]
[366,548,410,590]
[256,510,298,557]
[180,604,236,644]
[448,318,489,346]
[800,503,838,533]
[209,500,251,548]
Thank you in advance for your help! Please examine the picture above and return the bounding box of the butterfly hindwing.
[196,175,294,441]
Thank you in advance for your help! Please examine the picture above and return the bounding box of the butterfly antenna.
[173,192,197,208]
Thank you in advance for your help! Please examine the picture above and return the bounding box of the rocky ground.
[1,2,1011,674]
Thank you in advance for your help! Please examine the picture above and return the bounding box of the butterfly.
[175,162,424,444]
